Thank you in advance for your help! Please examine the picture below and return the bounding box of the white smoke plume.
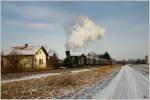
[65,15,106,50]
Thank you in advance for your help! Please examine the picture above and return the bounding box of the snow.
[131,64,149,79]
[63,66,120,99]
[95,65,149,99]
[5,46,41,55]
[2,68,91,84]
[2,68,92,84]
[1,73,61,84]
[60,67,67,69]
[1,65,149,99]
[71,69,90,73]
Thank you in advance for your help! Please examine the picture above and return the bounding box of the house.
[2,44,49,71]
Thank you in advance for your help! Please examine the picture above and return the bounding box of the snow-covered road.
[95,65,149,99]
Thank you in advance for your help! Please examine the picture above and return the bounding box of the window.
[39,59,43,64]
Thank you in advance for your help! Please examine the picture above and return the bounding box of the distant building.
[1,44,49,73]
[145,55,149,64]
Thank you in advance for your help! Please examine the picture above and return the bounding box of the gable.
[35,46,48,57]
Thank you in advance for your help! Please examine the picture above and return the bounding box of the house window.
[39,59,43,64]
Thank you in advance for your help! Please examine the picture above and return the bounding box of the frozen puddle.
[95,65,149,99]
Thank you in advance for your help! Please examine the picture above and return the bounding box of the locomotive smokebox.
[66,50,71,58]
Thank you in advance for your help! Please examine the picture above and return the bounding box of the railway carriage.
[63,50,111,68]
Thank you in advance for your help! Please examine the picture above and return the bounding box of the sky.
[1,1,149,60]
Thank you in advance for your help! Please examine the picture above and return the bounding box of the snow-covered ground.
[95,65,149,99]
[1,73,61,84]
[1,68,94,84]
[62,66,120,99]
[131,64,149,79]
[71,69,90,73]
[1,66,115,99]
[66,65,149,99]
[2,65,148,99]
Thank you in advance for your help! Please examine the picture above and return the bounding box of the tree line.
[87,51,111,60]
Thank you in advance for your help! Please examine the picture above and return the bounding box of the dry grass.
[94,66,112,74]
[1,65,121,99]
[2,66,57,74]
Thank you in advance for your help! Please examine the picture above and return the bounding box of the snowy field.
[1,73,61,84]
[1,69,91,84]
[65,65,149,99]
[1,64,148,99]
[95,65,149,99]
[131,64,149,79]
[1,65,118,99]
[62,66,120,99]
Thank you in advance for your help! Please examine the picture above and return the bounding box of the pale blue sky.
[1,1,149,60]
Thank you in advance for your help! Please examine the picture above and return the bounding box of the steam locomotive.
[63,50,112,68]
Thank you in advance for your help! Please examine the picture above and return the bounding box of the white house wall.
[34,48,47,68]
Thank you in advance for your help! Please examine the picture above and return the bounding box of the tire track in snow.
[95,66,125,99]
[95,65,149,99]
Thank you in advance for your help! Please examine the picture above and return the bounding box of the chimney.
[66,50,71,58]
[25,43,28,48]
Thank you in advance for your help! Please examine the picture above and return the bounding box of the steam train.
[63,51,112,68]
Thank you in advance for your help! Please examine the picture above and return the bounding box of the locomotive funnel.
[66,50,71,58]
